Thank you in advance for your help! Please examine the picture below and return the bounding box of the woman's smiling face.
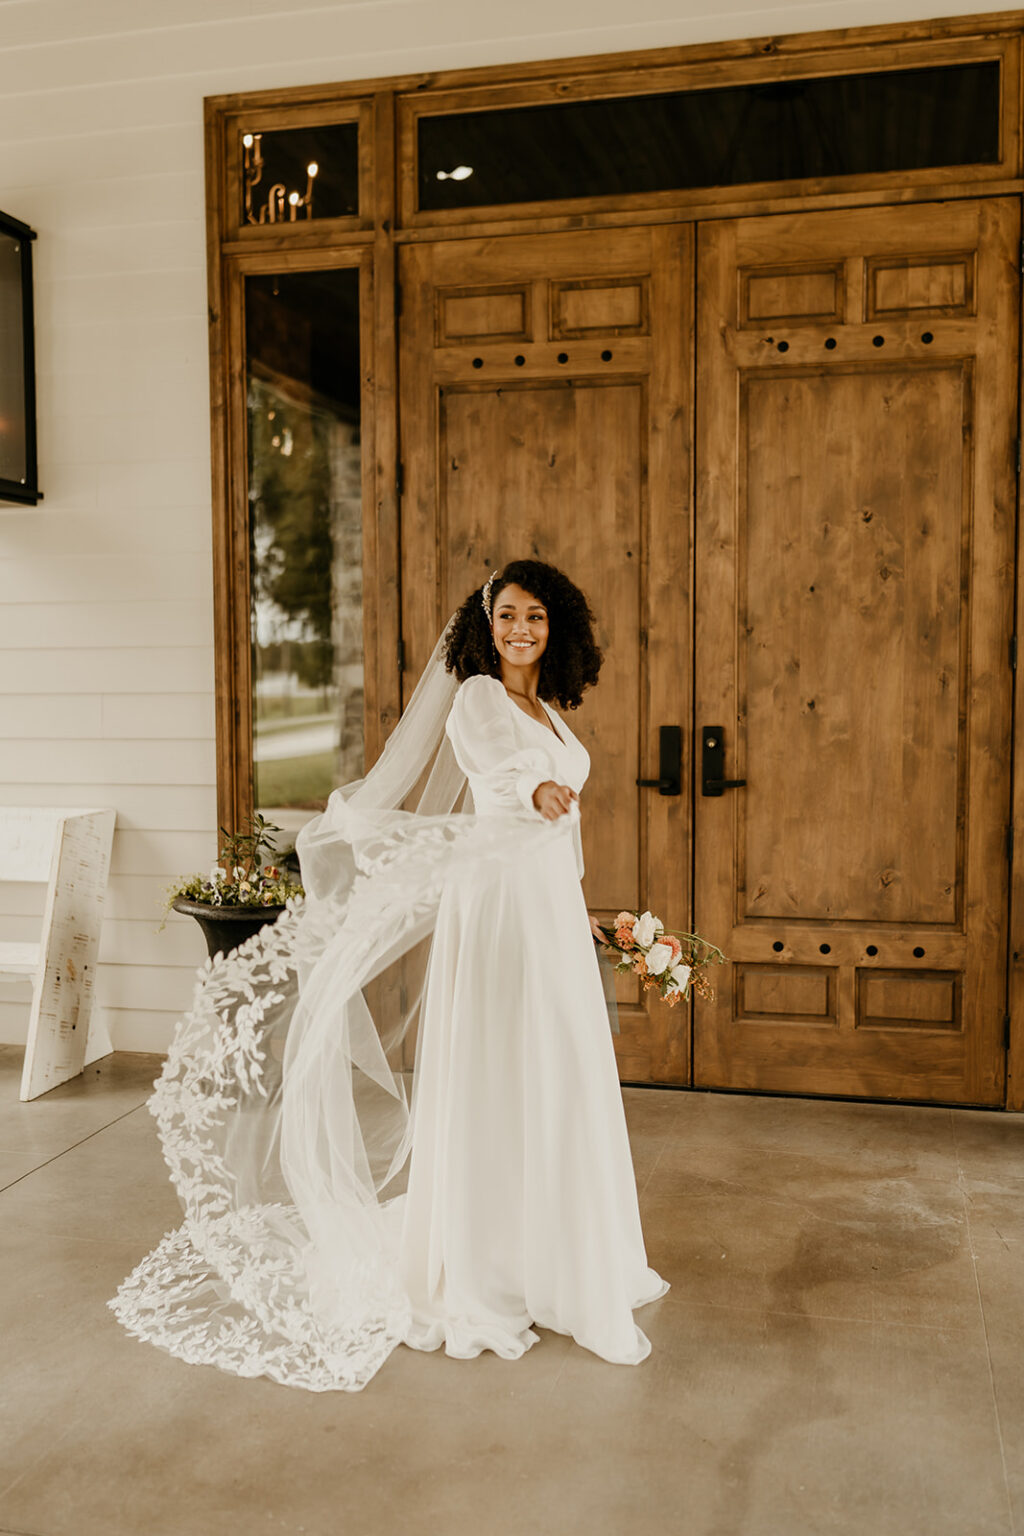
[491,584,549,671]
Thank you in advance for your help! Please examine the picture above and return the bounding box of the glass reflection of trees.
[245,268,362,835]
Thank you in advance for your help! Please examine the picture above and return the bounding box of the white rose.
[646,941,674,976]
[634,910,659,947]
[670,962,691,991]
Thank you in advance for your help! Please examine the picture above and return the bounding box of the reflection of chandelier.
[242,133,318,223]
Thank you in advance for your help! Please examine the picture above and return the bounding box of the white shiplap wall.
[0,0,1010,1053]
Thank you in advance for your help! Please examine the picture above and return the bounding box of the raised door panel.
[399,226,692,1084]
[695,198,1018,1105]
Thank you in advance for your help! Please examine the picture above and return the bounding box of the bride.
[111,559,668,1391]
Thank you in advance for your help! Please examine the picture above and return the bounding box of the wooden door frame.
[203,12,1024,1105]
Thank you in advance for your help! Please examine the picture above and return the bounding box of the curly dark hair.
[443,559,602,710]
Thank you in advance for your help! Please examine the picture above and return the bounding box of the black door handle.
[636,725,681,796]
[702,726,747,797]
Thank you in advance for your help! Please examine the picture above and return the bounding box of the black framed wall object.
[0,209,39,507]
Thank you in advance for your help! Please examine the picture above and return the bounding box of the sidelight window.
[244,267,363,835]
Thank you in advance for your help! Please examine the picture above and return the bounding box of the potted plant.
[167,814,304,959]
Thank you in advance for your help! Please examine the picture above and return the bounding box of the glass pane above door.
[239,122,359,225]
[418,61,1000,211]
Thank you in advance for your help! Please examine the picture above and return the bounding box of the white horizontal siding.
[0,604,213,649]
[1,873,179,920]
[0,998,184,1054]
[0,0,1008,101]
[0,783,216,829]
[0,648,213,693]
[2,740,215,785]
[0,0,1012,1054]
[0,509,213,558]
[0,909,202,964]
[96,1009,187,1053]
[108,829,218,877]
[0,553,211,605]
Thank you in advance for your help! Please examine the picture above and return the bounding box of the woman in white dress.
[110,560,667,1390]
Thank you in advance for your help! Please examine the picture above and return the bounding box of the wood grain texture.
[13,809,116,1101]
[695,197,1018,1106]
[201,17,1024,1100]
[203,24,1022,247]
[398,224,692,1084]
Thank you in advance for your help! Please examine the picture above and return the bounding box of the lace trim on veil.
[109,806,565,1391]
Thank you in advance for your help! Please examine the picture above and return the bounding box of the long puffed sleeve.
[446,675,554,815]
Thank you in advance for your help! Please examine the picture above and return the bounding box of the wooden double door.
[397,196,1019,1105]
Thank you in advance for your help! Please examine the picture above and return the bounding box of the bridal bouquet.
[597,910,725,1005]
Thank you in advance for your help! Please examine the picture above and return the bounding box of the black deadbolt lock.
[702,727,747,797]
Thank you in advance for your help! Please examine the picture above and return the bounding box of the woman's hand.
[532,780,579,820]
[589,915,607,943]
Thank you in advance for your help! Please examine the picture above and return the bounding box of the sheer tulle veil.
[109,621,566,1391]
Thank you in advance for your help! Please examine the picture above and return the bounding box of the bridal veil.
[110,624,568,1390]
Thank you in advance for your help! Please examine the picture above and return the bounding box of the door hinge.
[1012,635,1018,672]
[396,461,404,498]
[1004,1013,1012,1050]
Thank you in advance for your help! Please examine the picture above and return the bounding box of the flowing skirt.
[109,811,666,1390]
[400,828,668,1363]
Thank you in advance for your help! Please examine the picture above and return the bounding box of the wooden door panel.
[400,227,692,1084]
[440,379,645,908]
[695,198,1018,1106]
[741,363,966,926]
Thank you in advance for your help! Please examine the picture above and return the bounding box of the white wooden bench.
[0,807,116,1101]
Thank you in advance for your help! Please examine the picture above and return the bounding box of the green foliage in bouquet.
[596,909,726,1005]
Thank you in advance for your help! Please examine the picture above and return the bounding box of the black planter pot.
[172,897,287,959]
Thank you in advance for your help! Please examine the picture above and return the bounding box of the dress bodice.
[445,675,590,818]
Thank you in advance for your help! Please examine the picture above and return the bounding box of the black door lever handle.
[636,725,681,797]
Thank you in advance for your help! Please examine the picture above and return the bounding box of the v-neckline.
[504,688,566,746]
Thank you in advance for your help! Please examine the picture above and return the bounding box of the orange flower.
[615,925,636,950]
[665,934,682,964]
[633,955,648,977]
[615,911,635,929]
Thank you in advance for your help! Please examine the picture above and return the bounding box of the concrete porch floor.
[0,1045,1021,1536]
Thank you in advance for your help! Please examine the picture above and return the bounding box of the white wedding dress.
[110,660,667,1390]
[401,675,667,1362]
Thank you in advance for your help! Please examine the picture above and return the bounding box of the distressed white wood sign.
[0,807,116,1101]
